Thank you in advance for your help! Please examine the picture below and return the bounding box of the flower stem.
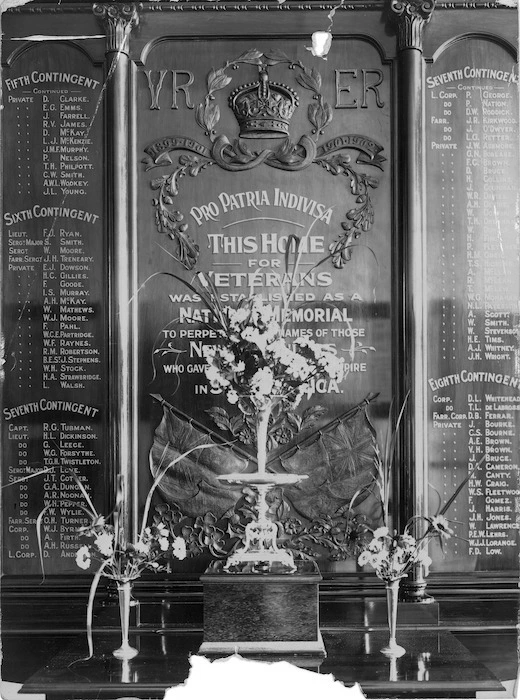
[256,405,271,475]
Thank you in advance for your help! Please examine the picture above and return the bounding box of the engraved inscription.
[426,47,519,569]
[1,46,106,574]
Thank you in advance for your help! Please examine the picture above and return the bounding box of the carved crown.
[229,66,299,139]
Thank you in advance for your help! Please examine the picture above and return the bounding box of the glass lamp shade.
[309,31,333,58]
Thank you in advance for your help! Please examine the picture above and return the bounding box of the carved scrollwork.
[315,135,385,268]
[144,51,385,270]
[144,134,384,270]
[390,0,436,50]
[265,135,317,171]
[195,49,332,161]
[210,134,318,172]
[150,154,213,269]
[316,155,379,268]
[93,3,141,53]
[144,132,384,270]
[210,135,272,171]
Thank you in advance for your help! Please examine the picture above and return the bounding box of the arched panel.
[431,32,517,63]
[4,38,100,69]
[134,33,393,571]
[425,34,520,572]
[1,39,109,575]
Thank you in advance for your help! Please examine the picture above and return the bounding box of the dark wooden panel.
[1,41,108,575]
[134,34,393,568]
[132,6,396,61]
[203,580,318,641]
[424,8,518,60]
[425,36,520,572]
[201,561,321,642]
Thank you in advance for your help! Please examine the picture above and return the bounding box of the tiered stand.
[198,472,326,658]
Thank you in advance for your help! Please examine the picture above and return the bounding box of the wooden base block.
[199,560,325,658]
[199,630,326,658]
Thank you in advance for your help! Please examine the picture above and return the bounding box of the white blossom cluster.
[75,520,186,580]
[357,526,432,582]
[201,295,346,411]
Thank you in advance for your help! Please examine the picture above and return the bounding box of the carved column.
[94,3,140,539]
[390,0,435,601]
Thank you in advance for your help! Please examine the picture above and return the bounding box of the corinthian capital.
[390,0,435,51]
[93,3,141,53]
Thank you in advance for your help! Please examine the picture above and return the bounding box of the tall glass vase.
[380,579,406,657]
[113,581,138,660]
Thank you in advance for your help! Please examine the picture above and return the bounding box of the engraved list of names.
[1,44,107,574]
[426,40,520,571]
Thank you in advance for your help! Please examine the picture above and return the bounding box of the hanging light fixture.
[307,0,345,60]
[308,30,333,59]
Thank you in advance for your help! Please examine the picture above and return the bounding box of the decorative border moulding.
[7,0,512,12]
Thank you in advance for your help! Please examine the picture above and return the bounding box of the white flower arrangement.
[35,442,210,660]
[357,522,449,582]
[196,281,346,417]
[64,471,189,659]
[68,471,187,584]
[189,274,350,474]
[74,517,186,578]
[355,399,481,583]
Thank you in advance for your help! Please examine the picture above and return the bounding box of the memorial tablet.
[136,38,392,567]
[1,43,106,574]
[426,37,520,571]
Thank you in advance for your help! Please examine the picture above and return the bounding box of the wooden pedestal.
[199,560,326,657]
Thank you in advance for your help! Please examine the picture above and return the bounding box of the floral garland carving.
[157,495,369,563]
[151,154,213,269]
[207,403,327,450]
[316,153,380,268]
